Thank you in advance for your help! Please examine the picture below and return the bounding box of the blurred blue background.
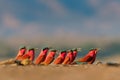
[0,0,120,61]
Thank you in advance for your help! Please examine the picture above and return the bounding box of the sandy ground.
[0,63,120,80]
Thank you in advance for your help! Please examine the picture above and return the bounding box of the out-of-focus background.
[0,0,120,62]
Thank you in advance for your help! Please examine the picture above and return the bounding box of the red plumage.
[17,49,35,61]
[15,48,26,60]
[54,51,67,64]
[78,49,98,64]
[35,48,49,65]
[72,50,78,62]
[43,50,56,65]
[62,50,73,65]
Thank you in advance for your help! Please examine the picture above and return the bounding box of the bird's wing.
[88,56,96,64]
[78,55,93,62]
[29,54,34,61]
[62,56,70,65]
[16,55,23,60]
[35,55,46,64]
[20,54,30,60]
[54,57,62,64]
[44,57,54,65]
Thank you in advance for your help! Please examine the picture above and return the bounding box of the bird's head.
[27,47,35,55]
[89,48,100,54]
[28,47,35,51]
[60,50,67,57]
[60,50,66,53]
[42,46,52,52]
[19,45,26,50]
[49,49,57,56]
[60,50,67,55]
[72,48,81,52]
[19,45,26,54]
[50,49,57,52]
[67,50,73,54]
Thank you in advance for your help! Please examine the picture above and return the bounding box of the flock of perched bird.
[14,46,99,66]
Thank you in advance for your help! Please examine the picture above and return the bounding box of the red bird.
[75,48,99,64]
[54,50,67,65]
[62,50,74,65]
[35,47,49,65]
[16,48,35,61]
[72,48,81,62]
[15,46,26,60]
[42,49,57,65]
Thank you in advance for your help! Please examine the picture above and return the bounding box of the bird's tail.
[0,58,16,65]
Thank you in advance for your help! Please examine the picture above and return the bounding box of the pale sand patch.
[0,64,119,80]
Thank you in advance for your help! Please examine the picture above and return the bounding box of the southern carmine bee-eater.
[15,47,35,65]
[73,48,99,64]
[35,47,50,65]
[42,49,57,65]
[0,46,26,65]
[53,50,67,65]
[15,46,26,60]
[71,48,81,62]
[62,50,74,65]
